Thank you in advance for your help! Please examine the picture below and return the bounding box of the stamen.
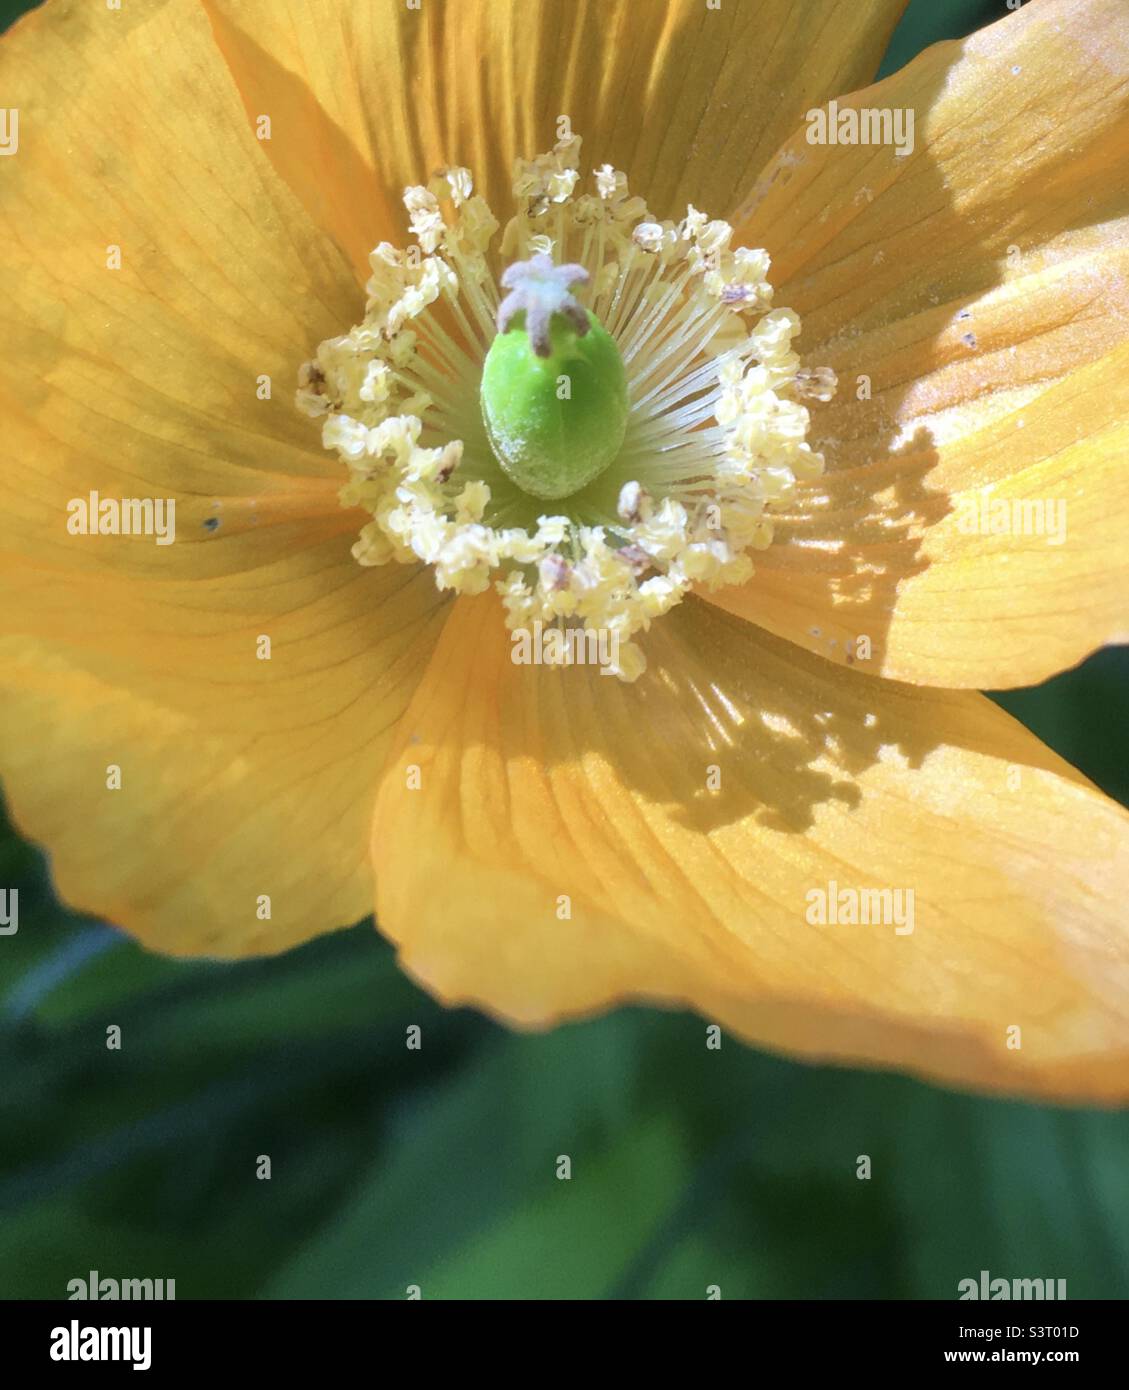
[297,135,835,682]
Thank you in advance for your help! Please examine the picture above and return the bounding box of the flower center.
[297,135,835,682]
[481,256,628,501]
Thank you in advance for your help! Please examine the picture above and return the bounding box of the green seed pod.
[481,258,628,501]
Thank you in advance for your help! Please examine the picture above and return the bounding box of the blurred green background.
[3,0,1128,1300]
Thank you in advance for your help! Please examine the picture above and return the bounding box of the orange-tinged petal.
[373,594,1129,1102]
[709,344,1129,686]
[712,0,1129,686]
[0,561,446,955]
[0,0,448,949]
[202,0,909,264]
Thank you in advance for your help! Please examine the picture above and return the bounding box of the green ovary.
[480,309,629,502]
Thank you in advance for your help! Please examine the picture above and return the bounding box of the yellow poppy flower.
[2,0,1127,1104]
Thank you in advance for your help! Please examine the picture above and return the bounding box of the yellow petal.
[0,0,448,950]
[713,0,1129,686]
[373,594,1129,1102]
[201,0,908,247]
[0,563,447,955]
